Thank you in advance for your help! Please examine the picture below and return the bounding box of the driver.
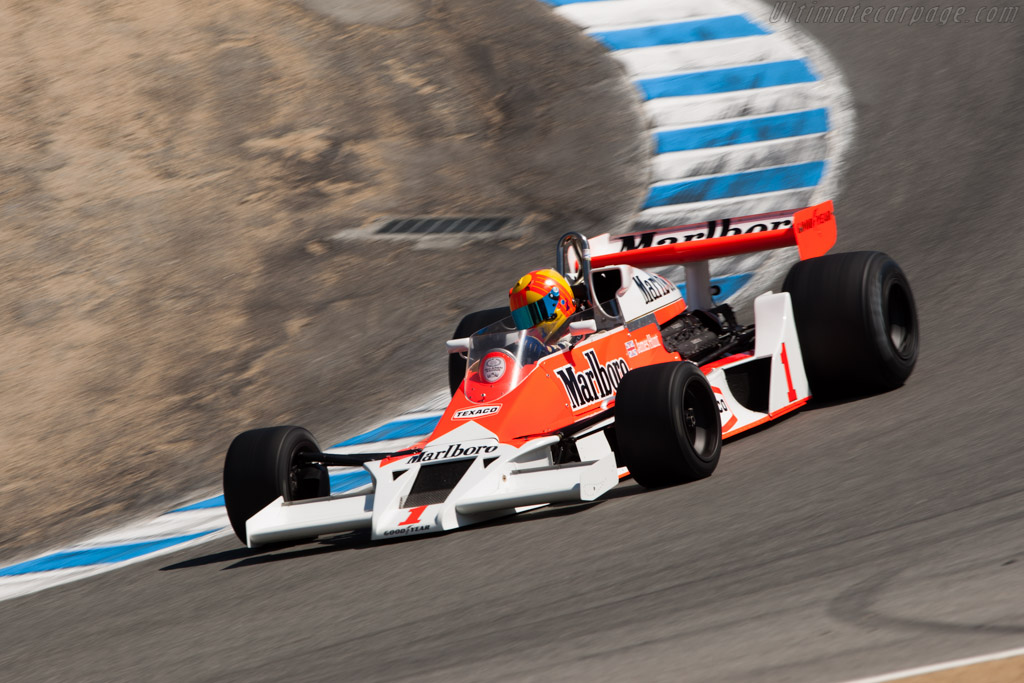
[508,269,577,365]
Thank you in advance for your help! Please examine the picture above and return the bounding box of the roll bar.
[555,232,620,328]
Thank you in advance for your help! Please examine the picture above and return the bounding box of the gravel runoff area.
[0,0,647,561]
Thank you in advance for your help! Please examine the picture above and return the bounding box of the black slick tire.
[448,307,509,395]
[222,426,329,544]
[782,251,918,398]
[615,362,722,488]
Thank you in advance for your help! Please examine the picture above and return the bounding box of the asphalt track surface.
[2,3,1023,682]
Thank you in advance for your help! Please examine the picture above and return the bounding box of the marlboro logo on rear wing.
[588,201,836,269]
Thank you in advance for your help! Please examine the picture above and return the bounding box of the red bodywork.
[395,200,836,460]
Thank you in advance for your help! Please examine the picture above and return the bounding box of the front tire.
[222,426,330,544]
[783,251,918,398]
[615,362,722,488]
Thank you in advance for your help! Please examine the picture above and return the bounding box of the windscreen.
[461,307,616,403]
[463,316,546,403]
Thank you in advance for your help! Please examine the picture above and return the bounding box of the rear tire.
[615,362,722,488]
[783,251,918,398]
[222,426,330,544]
[448,307,509,395]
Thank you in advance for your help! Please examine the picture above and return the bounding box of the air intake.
[402,459,474,508]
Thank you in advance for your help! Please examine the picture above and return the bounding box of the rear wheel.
[222,426,330,544]
[783,251,918,398]
[615,362,722,488]
[447,307,509,395]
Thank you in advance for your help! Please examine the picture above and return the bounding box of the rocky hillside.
[0,0,645,559]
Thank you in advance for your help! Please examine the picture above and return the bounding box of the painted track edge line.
[838,645,1024,683]
[0,409,444,600]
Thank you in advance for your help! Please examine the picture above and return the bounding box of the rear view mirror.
[446,338,470,354]
[568,320,598,337]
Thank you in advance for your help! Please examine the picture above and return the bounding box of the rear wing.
[589,200,836,269]
[557,201,836,315]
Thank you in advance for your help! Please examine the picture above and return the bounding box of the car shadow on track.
[159,532,376,571]
[713,390,898,445]
[722,407,802,444]
[801,385,905,411]
[160,481,650,572]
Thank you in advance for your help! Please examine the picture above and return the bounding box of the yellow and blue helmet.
[508,269,576,338]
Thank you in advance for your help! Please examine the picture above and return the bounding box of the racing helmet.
[508,268,576,338]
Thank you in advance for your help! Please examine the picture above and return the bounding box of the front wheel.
[222,426,330,544]
[615,362,722,488]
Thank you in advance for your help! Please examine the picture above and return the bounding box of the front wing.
[245,421,620,547]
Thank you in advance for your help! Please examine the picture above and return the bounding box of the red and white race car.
[223,201,918,547]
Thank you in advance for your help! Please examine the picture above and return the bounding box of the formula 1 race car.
[222,201,919,547]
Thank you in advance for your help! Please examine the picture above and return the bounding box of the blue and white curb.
[0,0,854,602]
[0,399,448,603]
[543,0,854,299]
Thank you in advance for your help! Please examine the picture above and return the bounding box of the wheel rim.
[681,379,718,462]
[287,442,326,500]
[885,279,916,359]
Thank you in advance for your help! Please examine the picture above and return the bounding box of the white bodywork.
[605,265,683,321]
[246,421,620,547]
[703,291,810,437]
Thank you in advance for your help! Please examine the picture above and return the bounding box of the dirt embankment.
[0,0,645,560]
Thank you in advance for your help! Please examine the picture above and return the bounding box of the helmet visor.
[511,294,559,330]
